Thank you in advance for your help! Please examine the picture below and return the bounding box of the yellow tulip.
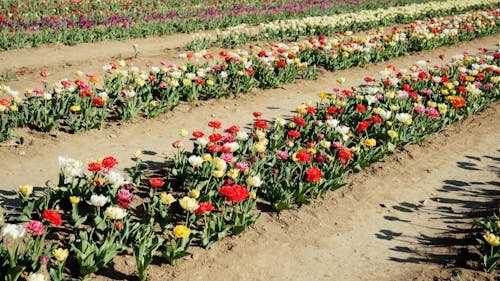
[189,189,200,199]
[133,150,143,158]
[173,225,190,239]
[53,248,69,262]
[179,196,198,212]
[69,196,81,205]
[178,128,188,137]
[253,142,266,153]
[19,185,33,197]
[201,153,213,162]
[213,157,227,171]
[249,192,257,200]
[69,105,81,112]
[484,232,500,247]
[364,138,376,147]
[212,170,225,178]
[387,130,398,139]
[227,169,240,179]
[160,193,176,205]
[317,92,328,99]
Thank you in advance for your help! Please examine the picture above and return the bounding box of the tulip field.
[1,0,500,280]
[0,0,463,50]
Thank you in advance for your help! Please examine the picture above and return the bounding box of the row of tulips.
[1,8,499,143]
[187,0,500,50]
[295,9,500,71]
[1,50,499,280]
[0,0,437,50]
[170,50,500,212]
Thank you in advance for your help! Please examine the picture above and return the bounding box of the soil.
[0,30,499,280]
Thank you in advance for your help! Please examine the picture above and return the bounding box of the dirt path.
[0,32,208,90]
[0,32,499,280]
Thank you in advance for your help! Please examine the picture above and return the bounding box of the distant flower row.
[1,49,499,280]
[1,8,499,142]
[0,0,435,50]
[187,0,500,50]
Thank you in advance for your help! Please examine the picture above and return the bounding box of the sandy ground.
[0,31,499,280]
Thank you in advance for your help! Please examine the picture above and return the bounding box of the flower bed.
[187,0,500,50]
[0,8,499,142]
[1,49,499,280]
[0,0,438,50]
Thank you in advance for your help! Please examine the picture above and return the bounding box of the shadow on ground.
[376,151,500,270]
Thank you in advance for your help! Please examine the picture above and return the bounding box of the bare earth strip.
[0,33,499,280]
[0,31,214,91]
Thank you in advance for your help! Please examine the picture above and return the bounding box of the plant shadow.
[376,152,499,270]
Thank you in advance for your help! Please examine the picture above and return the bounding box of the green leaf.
[231,225,246,236]
[93,216,106,231]
[6,265,26,281]
[49,267,59,281]
[354,163,362,172]
[387,142,396,152]
[296,194,310,205]
[12,214,30,222]
[274,202,294,212]
[74,215,88,226]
